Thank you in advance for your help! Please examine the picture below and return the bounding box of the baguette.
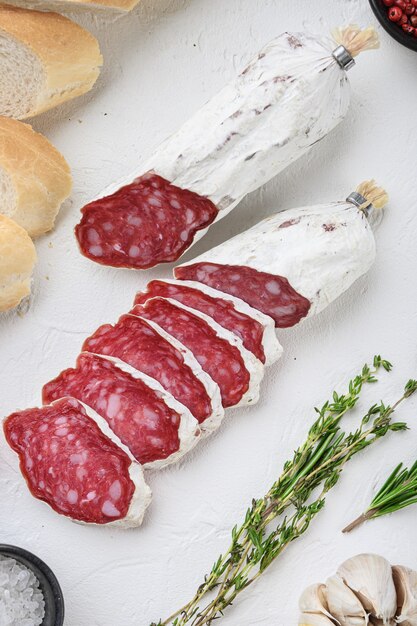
[0,214,37,312]
[0,116,72,237]
[2,0,138,10]
[0,4,103,119]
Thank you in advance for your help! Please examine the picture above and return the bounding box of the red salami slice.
[75,173,218,269]
[3,397,151,527]
[132,298,251,408]
[42,354,199,467]
[82,314,219,426]
[134,280,267,364]
[175,263,311,328]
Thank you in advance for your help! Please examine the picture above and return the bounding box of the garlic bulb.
[393,565,417,625]
[299,614,336,626]
[337,554,396,624]
[298,555,417,626]
[299,583,334,621]
[325,574,369,625]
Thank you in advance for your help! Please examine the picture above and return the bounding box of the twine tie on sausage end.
[346,180,389,218]
[332,25,380,71]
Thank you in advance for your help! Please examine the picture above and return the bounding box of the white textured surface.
[0,0,417,624]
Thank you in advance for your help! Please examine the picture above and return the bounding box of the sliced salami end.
[134,279,268,363]
[42,353,200,468]
[132,298,256,408]
[3,397,151,527]
[75,173,219,270]
[82,314,223,430]
[174,263,311,328]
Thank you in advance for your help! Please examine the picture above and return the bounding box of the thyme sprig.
[151,358,416,626]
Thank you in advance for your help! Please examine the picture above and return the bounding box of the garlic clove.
[368,619,396,625]
[299,613,337,626]
[326,574,369,625]
[392,565,417,625]
[337,554,397,624]
[299,583,335,621]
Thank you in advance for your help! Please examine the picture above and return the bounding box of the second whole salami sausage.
[175,183,385,327]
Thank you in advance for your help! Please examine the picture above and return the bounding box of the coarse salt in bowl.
[0,546,64,626]
[0,556,45,625]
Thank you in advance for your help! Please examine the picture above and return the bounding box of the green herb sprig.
[343,410,417,534]
[151,358,416,626]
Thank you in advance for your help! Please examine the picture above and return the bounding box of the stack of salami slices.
[3,182,384,528]
[4,277,284,528]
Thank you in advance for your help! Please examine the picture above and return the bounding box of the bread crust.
[0,4,103,118]
[0,214,37,312]
[2,0,139,10]
[0,116,72,237]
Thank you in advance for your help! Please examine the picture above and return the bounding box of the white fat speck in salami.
[75,31,354,270]
[3,397,151,527]
[42,353,201,469]
[133,279,282,366]
[132,297,264,408]
[82,314,223,434]
[176,201,377,323]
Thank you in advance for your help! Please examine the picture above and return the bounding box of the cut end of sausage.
[75,173,218,269]
[175,262,311,328]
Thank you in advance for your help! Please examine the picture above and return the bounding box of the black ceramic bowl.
[0,545,64,626]
[369,0,417,51]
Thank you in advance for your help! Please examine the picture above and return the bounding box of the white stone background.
[1,0,417,624]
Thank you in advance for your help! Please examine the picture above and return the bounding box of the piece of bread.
[0,4,103,119]
[0,116,72,237]
[0,214,37,312]
[1,0,138,10]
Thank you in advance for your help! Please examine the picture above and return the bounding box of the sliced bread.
[2,0,138,10]
[0,214,37,312]
[0,116,72,237]
[0,4,103,119]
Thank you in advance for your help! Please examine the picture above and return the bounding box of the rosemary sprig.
[343,397,417,533]
[151,358,416,626]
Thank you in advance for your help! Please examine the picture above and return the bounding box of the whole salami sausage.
[134,279,282,365]
[75,27,379,270]
[175,182,388,327]
[132,297,264,408]
[42,353,200,468]
[82,313,224,433]
[3,397,152,527]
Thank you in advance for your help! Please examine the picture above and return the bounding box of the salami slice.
[132,298,264,408]
[176,198,378,325]
[82,314,223,433]
[175,263,311,328]
[75,173,218,269]
[42,353,200,468]
[134,279,282,365]
[3,397,151,527]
